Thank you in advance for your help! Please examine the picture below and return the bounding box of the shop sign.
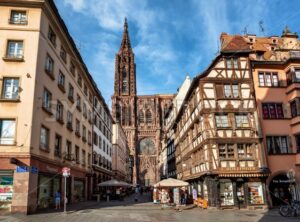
[31,166,38,174]
[272,179,295,184]
[16,166,29,173]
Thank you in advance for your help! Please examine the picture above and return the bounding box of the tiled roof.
[222,35,251,52]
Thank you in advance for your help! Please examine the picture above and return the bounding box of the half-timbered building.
[174,35,269,209]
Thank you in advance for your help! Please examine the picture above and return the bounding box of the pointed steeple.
[119,17,132,52]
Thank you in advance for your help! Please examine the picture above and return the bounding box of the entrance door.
[220,181,234,206]
[269,174,297,206]
[236,183,245,208]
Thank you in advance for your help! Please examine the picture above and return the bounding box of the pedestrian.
[161,190,169,209]
[106,189,111,202]
[135,186,139,202]
[55,190,61,210]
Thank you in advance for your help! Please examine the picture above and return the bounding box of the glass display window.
[248,182,264,205]
[220,181,234,206]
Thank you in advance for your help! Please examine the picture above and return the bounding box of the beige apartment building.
[0,0,108,214]
[112,123,131,182]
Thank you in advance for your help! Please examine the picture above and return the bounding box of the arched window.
[146,110,152,124]
[122,67,127,93]
[139,111,144,123]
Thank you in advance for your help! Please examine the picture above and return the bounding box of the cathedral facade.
[111,19,174,185]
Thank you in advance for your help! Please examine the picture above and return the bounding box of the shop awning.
[97,179,132,187]
[154,178,189,187]
[218,173,269,178]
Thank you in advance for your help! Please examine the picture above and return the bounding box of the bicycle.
[279,200,300,217]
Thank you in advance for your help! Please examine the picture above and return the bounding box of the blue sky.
[54,0,300,105]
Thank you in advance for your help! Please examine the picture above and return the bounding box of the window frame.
[262,103,284,119]
[9,10,28,25]
[40,125,50,150]
[6,40,24,60]
[266,135,291,154]
[0,119,16,145]
[1,77,20,100]
[258,72,279,87]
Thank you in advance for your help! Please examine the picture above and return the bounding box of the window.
[1,78,19,100]
[45,54,54,76]
[58,71,65,89]
[75,146,80,163]
[6,40,23,59]
[88,131,92,144]
[88,153,91,166]
[215,115,229,128]
[56,101,64,122]
[146,110,152,124]
[10,10,27,25]
[122,67,127,93]
[82,150,86,165]
[224,85,239,98]
[68,84,74,100]
[93,132,98,145]
[48,26,56,46]
[54,134,62,157]
[76,94,81,110]
[42,89,52,111]
[262,103,284,119]
[66,140,72,159]
[258,72,278,87]
[67,111,73,130]
[237,144,253,158]
[225,57,239,69]
[267,136,290,154]
[291,100,298,117]
[77,75,82,87]
[235,114,249,127]
[75,119,80,135]
[226,58,232,69]
[82,126,86,140]
[70,62,76,76]
[0,119,16,145]
[84,84,88,96]
[295,134,300,153]
[295,69,300,82]
[83,103,87,118]
[60,47,67,63]
[40,126,49,150]
[139,111,144,123]
[218,144,235,159]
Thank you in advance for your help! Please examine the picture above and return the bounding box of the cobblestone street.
[0,194,299,222]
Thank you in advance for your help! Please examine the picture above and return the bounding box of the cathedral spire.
[119,17,132,52]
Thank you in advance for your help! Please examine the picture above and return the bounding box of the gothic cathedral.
[111,19,174,186]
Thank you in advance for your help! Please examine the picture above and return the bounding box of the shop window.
[0,119,16,145]
[248,182,264,205]
[0,174,13,207]
[220,181,234,206]
[266,136,291,154]
[262,103,284,119]
[1,78,19,100]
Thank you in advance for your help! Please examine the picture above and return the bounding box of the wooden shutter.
[215,84,224,99]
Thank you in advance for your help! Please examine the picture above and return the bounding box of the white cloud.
[63,0,86,11]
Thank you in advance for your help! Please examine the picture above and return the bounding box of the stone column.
[11,171,38,214]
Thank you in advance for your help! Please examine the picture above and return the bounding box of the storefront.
[74,179,85,202]
[187,175,267,209]
[269,173,300,207]
[37,173,61,209]
[0,171,14,210]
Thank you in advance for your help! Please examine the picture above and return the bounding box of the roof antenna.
[259,20,265,35]
[242,26,248,35]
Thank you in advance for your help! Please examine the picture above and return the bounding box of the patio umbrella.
[154,178,189,187]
